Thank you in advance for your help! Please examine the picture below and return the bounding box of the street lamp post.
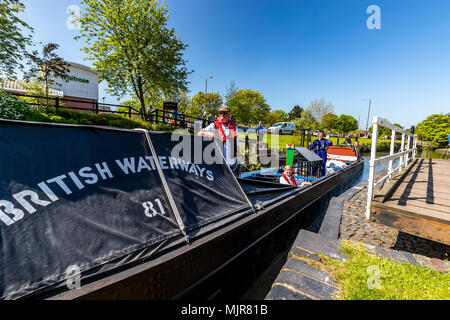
[362,98,372,132]
[205,75,213,113]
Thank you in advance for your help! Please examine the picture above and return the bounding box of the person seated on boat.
[311,130,333,177]
[198,105,240,175]
[279,166,312,188]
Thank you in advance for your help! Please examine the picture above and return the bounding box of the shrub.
[49,115,66,123]
[79,118,93,125]
[25,111,52,123]
[0,91,31,120]
[151,123,174,132]
[8,102,175,132]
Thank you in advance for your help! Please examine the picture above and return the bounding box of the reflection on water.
[354,152,397,186]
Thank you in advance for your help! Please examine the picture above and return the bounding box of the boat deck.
[371,158,450,245]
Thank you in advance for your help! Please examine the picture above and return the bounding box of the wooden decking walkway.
[371,158,450,246]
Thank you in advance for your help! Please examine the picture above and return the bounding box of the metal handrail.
[366,117,417,219]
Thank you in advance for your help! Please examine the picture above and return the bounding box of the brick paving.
[339,182,449,263]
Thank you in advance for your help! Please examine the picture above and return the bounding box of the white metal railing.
[366,117,417,219]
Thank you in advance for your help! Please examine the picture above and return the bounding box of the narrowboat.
[0,119,363,300]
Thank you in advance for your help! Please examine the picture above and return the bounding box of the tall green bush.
[0,90,31,120]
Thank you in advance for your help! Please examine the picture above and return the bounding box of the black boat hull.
[48,160,363,300]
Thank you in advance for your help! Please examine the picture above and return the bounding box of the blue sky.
[19,0,450,128]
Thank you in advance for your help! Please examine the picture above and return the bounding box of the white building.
[50,61,101,111]
[1,61,107,112]
[54,61,98,101]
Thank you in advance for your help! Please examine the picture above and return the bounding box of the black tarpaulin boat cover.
[0,120,258,299]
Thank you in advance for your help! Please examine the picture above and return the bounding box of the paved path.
[266,178,450,300]
[340,181,449,261]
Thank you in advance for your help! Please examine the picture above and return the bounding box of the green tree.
[0,0,33,77]
[288,105,303,120]
[416,113,450,148]
[265,109,288,126]
[170,90,190,114]
[335,114,358,134]
[75,0,192,117]
[189,91,223,117]
[321,113,338,131]
[21,81,59,110]
[369,123,404,137]
[24,43,70,99]
[293,109,317,130]
[226,89,271,125]
[116,100,141,118]
[225,81,238,103]
[307,98,334,124]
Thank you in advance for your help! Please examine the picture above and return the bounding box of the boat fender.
[255,203,264,210]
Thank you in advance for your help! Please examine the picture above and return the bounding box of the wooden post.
[300,130,305,147]
[245,133,249,166]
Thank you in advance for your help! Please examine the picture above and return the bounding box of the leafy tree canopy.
[288,105,303,120]
[75,0,192,115]
[335,114,358,134]
[0,0,33,77]
[265,109,288,126]
[321,113,338,131]
[369,123,404,137]
[226,89,271,125]
[416,113,450,148]
[116,100,141,118]
[293,109,318,131]
[189,91,223,117]
[24,42,70,97]
[225,81,238,103]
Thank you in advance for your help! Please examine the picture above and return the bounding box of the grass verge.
[298,240,450,300]
[239,133,399,151]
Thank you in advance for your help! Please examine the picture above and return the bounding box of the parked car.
[237,125,248,133]
[267,122,296,135]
